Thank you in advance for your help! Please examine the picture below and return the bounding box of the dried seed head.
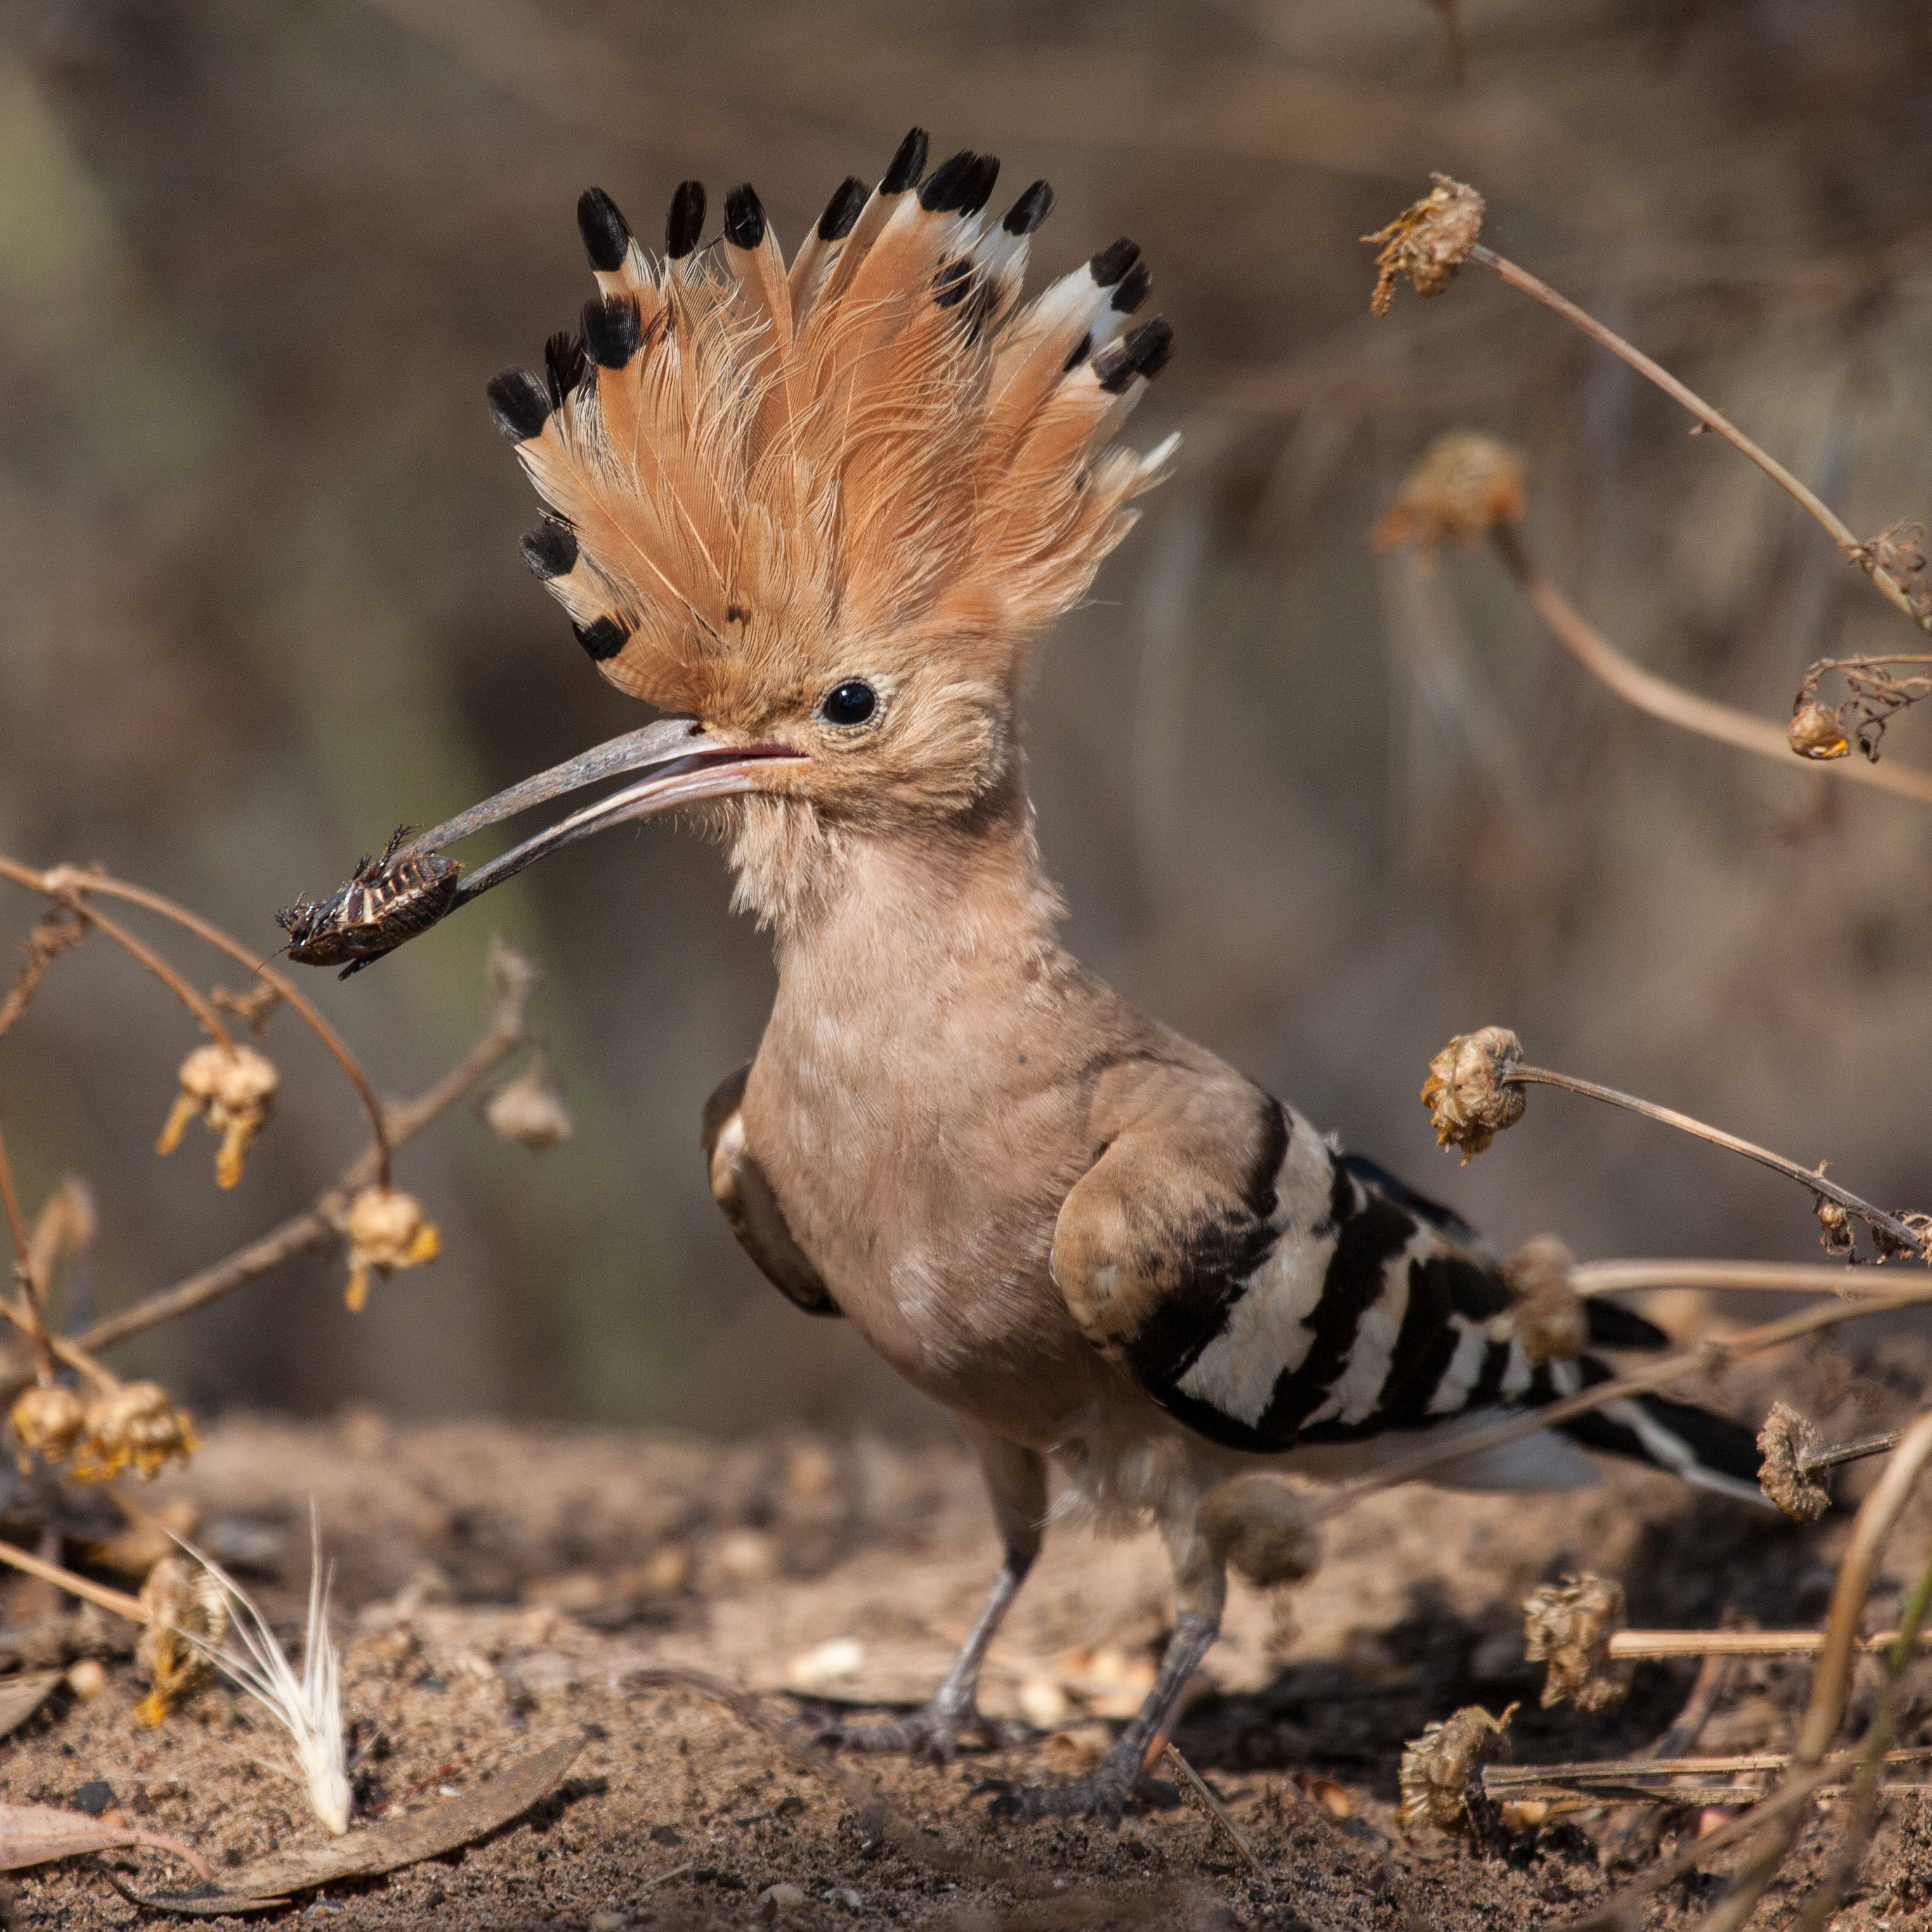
[482,1058,575,1152]
[1199,1474,1322,1588]
[73,1381,199,1483]
[1492,1236,1586,1364]
[1364,173,1485,315]
[1522,1573,1632,1712]
[343,1185,441,1311]
[1421,1026,1527,1164]
[1815,1196,1854,1258]
[135,1553,230,1726]
[1371,430,1526,566]
[1757,1400,1830,1523]
[1847,518,1932,619]
[1788,700,1851,761]
[1398,1703,1513,1837]
[155,1042,279,1188]
[10,1383,86,1469]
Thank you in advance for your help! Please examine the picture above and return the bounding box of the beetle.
[278,827,463,978]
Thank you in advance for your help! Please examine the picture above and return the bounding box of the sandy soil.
[1,1330,1929,1931]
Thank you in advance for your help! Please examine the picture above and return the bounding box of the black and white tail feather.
[1108,1117,1770,1508]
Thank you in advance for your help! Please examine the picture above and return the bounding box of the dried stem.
[1488,523,1932,805]
[1164,1744,1267,1877]
[1694,1409,1932,1932]
[0,1117,55,1385]
[1803,1429,1902,1475]
[1607,1628,1932,1660]
[1467,243,1931,633]
[0,858,392,1187]
[1506,1060,1928,1258]
[1318,1286,1932,1516]
[72,942,536,1355]
[1791,1533,1932,1932]
[53,897,233,1052]
[0,1532,147,1622]
[1571,1258,1908,1296]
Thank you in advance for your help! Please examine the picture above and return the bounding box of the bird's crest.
[487,129,1176,720]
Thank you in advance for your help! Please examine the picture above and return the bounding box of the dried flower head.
[343,1185,441,1311]
[10,1383,85,1469]
[1364,173,1486,315]
[482,1056,575,1152]
[1522,1573,1632,1711]
[1847,518,1931,620]
[1421,1026,1527,1164]
[1757,1400,1829,1523]
[135,1553,230,1726]
[1492,1236,1586,1364]
[72,1381,199,1483]
[1199,1474,1321,1588]
[155,1042,279,1189]
[1371,431,1526,565]
[1399,1703,1513,1837]
[1787,700,1851,761]
[1815,1195,1853,1258]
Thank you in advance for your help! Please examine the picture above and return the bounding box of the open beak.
[405,716,807,910]
[281,718,806,976]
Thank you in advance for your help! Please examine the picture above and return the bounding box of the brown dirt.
[3,1334,1931,1931]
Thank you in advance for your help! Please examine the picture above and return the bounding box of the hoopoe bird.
[318,129,1768,1820]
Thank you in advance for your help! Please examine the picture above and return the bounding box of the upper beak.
[413,717,808,911]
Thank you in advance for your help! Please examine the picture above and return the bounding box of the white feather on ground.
[173,1502,351,1835]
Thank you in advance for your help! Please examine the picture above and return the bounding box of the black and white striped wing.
[1052,1091,1564,1457]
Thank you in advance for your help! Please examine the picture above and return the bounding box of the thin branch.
[73,943,536,1355]
[1317,1287,1932,1517]
[1164,1744,1267,1877]
[50,898,233,1052]
[1466,242,1931,633]
[1506,1059,1928,1257]
[0,858,393,1187]
[1803,1429,1902,1475]
[1488,523,1932,806]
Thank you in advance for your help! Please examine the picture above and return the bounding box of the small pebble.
[758,1882,806,1923]
[64,1659,107,1699]
[824,1888,864,1911]
[588,1913,627,1932]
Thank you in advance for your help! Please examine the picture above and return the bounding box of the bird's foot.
[980,1739,1181,1825]
[810,1696,1027,1763]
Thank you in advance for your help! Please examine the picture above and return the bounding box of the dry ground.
[2,1332,1931,1931]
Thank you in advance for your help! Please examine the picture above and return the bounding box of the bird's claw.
[809,1698,1025,1763]
[978,1758,1181,1825]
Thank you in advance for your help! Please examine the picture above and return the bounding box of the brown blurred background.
[1,0,1929,1435]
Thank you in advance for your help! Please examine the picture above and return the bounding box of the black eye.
[820,680,877,727]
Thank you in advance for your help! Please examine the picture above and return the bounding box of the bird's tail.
[1554,1355,1771,1508]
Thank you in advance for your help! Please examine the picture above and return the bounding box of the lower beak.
[414,716,806,910]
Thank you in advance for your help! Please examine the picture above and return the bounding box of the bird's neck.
[733,770,1067,1013]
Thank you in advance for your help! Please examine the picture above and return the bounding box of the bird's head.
[367,131,1175,944]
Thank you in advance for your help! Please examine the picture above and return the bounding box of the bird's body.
[391,126,1770,1819]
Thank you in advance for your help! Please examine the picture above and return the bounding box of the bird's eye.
[820,680,877,728]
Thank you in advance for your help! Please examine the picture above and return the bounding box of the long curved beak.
[282,718,807,976]
[409,716,806,910]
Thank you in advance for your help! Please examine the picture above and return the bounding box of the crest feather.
[492,130,1176,713]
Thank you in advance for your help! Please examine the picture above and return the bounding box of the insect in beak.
[279,718,808,976]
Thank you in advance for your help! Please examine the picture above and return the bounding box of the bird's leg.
[815,1428,1044,1761]
[986,1509,1227,1824]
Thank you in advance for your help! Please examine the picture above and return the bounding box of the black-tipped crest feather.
[576,188,631,272]
[724,183,766,249]
[1002,180,1054,235]
[581,294,642,369]
[486,369,551,443]
[666,180,706,258]
[1089,237,1140,287]
[818,176,867,240]
[1093,315,1173,392]
[520,520,578,581]
[880,128,928,195]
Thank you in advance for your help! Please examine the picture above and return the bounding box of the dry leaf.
[0,1800,211,1879]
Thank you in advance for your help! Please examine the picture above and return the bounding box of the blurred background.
[1,0,1929,1435]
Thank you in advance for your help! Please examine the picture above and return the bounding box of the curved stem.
[1489,525,1932,805]
[66,900,233,1051]
[1469,243,1929,633]
[1571,1258,1897,1296]
[0,1534,145,1622]
[0,857,391,1187]
[1510,1061,1927,1256]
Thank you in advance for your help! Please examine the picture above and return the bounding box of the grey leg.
[817,1427,1046,1761]
[986,1610,1219,1823]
